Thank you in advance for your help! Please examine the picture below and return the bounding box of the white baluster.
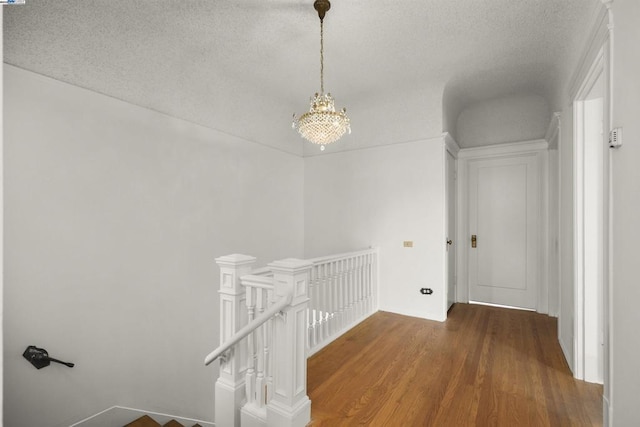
[340,259,349,330]
[335,259,342,332]
[347,257,352,322]
[266,287,274,405]
[316,264,323,343]
[255,287,266,408]
[245,286,256,407]
[358,254,364,319]
[354,256,360,319]
[372,251,378,312]
[329,261,336,336]
[308,266,316,351]
[365,253,372,314]
[321,262,329,341]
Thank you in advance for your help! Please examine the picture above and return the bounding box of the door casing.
[445,134,459,312]
[457,140,550,314]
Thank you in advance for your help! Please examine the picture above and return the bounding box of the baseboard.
[558,334,573,374]
[70,405,214,427]
[603,395,611,427]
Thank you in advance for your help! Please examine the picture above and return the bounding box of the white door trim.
[458,139,549,313]
[444,133,459,312]
[573,45,609,384]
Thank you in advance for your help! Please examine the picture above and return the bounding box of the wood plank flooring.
[307,303,602,426]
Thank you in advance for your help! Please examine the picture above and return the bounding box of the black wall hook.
[23,346,75,369]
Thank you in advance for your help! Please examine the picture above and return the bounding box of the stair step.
[124,415,161,427]
[125,415,202,427]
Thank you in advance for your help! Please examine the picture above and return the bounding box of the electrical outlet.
[403,241,413,248]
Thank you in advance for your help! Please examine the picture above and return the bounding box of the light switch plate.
[609,128,622,148]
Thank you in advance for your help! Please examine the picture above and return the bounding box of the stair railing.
[207,249,378,427]
[307,248,378,356]
[204,293,290,366]
[208,255,312,427]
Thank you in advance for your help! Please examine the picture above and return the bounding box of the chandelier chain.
[292,0,350,149]
[320,19,324,95]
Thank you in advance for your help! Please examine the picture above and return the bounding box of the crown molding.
[544,112,562,149]
[458,139,548,159]
[443,132,460,157]
[567,3,611,101]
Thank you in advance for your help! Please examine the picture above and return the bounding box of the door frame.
[572,46,609,384]
[457,140,549,313]
[444,133,460,313]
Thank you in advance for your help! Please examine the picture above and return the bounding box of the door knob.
[446,239,453,246]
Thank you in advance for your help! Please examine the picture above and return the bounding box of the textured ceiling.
[4,0,599,155]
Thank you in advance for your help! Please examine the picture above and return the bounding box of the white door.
[468,154,539,309]
[446,150,456,311]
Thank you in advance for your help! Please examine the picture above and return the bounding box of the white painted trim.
[457,139,548,159]
[547,147,561,318]
[303,134,446,158]
[443,132,460,157]
[573,96,586,381]
[559,334,574,373]
[0,7,4,424]
[456,150,469,304]
[70,405,215,427]
[468,300,535,311]
[458,139,549,314]
[567,3,610,101]
[545,114,561,318]
[556,112,564,332]
[602,5,614,422]
[603,394,611,427]
[545,112,562,149]
[573,45,608,384]
[68,405,118,426]
[443,136,456,314]
[539,149,550,315]
[444,134,459,314]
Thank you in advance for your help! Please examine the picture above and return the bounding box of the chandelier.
[293,0,350,151]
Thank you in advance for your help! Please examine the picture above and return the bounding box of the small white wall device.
[609,128,623,148]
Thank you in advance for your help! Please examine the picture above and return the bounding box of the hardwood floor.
[307,303,602,426]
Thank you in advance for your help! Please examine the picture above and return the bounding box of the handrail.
[204,293,292,366]
[250,266,273,276]
[240,274,274,288]
[306,247,377,264]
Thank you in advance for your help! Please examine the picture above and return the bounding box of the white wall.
[3,65,304,427]
[456,94,551,148]
[610,1,640,424]
[304,138,447,321]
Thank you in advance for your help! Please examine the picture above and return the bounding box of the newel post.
[266,258,313,427]
[214,254,256,427]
